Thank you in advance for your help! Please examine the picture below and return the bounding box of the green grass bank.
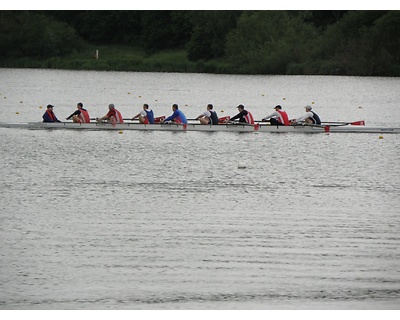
[0,45,232,74]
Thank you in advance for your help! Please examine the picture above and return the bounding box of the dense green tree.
[77,11,141,44]
[225,11,318,74]
[320,11,387,57]
[140,11,192,52]
[0,11,83,59]
[1,10,399,76]
[304,10,347,29]
[0,12,20,58]
[186,11,241,61]
[372,11,400,64]
[319,11,396,75]
[169,11,194,49]
[46,11,142,45]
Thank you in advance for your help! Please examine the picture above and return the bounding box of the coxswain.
[42,104,61,123]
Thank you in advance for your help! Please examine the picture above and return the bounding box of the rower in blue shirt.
[163,104,187,124]
[131,103,155,124]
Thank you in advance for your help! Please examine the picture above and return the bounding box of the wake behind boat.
[1,121,399,133]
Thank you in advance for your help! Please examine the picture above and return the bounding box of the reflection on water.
[0,69,400,309]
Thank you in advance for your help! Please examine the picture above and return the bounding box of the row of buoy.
[124,94,313,104]
[1,93,362,111]
[7,98,316,104]
[7,99,365,115]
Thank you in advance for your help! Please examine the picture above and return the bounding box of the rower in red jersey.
[227,104,254,124]
[97,104,124,124]
[261,105,289,126]
[66,102,90,123]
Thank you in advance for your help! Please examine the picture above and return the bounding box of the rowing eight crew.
[43,103,321,126]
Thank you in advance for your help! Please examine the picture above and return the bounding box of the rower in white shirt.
[292,105,321,124]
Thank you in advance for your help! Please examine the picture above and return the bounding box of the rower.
[226,104,254,124]
[97,104,124,123]
[162,104,188,124]
[291,105,321,125]
[196,104,219,125]
[261,105,289,125]
[66,102,90,123]
[131,103,155,124]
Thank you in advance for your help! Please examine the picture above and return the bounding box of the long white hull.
[1,122,399,133]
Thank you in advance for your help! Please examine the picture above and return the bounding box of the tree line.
[0,10,399,76]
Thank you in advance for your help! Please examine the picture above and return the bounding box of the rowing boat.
[1,122,399,133]
[1,121,399,133]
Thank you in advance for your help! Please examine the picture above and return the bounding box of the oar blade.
[350,120,365,126]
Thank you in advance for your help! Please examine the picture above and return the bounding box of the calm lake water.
[0,68,399,310]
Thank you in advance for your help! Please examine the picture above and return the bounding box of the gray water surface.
[1,69,399,309]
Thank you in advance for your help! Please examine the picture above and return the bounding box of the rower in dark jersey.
[196,104,219,125]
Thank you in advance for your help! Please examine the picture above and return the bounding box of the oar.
[224,121,261,127]
[90,117,106,122]
[90,117,121,123]
[92,118,140,121]
[254,120,292,126]
[125,116,166,123]
[254,119,292,124]
[254,120,274,124]
[321,120,365,126]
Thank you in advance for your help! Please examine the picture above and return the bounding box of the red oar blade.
[350,120,365,126]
